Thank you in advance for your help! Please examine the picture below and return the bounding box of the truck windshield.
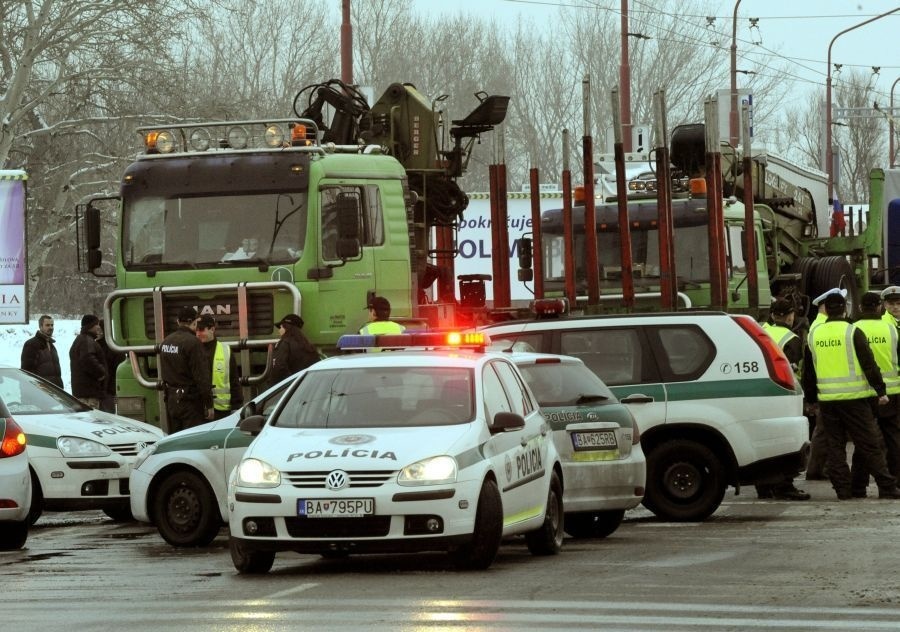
[123,192,308,268]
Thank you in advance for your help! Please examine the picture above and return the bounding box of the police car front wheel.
[525,470,564,556]
[449,477,503,570]
[230,537,276,574]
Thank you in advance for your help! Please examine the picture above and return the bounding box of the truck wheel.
[230,537,275,574]
[27,469,43,526]
[449,478,502,570]
[564,509,625,539]
[153,471,221,547]
[643,439,726,522]
[0,520,28,550]
[791,257,819,320]
[525,471,564,556]
[814,256,859,318]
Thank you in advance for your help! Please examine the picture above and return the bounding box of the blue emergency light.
[336,332,489,351]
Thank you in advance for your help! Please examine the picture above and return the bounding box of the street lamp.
[892,76,900,169]
[729,0,742,148]
[825,7,899,203]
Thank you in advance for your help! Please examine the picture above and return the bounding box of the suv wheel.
[644,439,726,522]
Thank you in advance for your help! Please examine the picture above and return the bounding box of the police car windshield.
[274,367,475,428]
[516,362,614,408]
[0,368,91,415]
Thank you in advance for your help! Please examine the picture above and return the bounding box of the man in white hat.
[880,286,900,327]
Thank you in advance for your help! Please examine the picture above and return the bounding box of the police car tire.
[27,469,43,526]
[230,537,275,574]
[564,509,625,539]
[525,470,564,556]
[449,478,503,570]
[154,471,221,547]
[643,439,726,522]
[0,520,28,550]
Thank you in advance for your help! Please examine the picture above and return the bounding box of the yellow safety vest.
[808,321,875,401]
[854,319,900,395]
[359,320,406,353]
[211,341,231,411]
[883,311,898,327]
[761,323,797,350]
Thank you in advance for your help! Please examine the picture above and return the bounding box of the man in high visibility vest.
[757,298,811,500]
[197,315,243,420]
[802,288,900,499]
[360,296,406,335]
[881,285,900,327]
[805,290,836,480]
[849,292,900,496]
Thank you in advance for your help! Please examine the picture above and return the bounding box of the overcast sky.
[413,0,900,112]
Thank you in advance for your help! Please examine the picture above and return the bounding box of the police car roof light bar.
[336,332,489,351]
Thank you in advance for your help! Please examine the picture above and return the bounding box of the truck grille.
[143,293,275,337]
[283,470,397,489]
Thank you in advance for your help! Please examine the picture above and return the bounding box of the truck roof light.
[337,332,489,351]
[531,298,569,318]
[144,130,177,154]
[574,185,585,203]
[189,128,211,151]
[264,124,285,147]
[689,177,707,196]
[227,126,249,149]
[290,123,311,146]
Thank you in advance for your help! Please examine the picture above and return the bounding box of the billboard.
[0,170,27,324]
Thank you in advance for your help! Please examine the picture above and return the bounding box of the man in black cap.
[756,298,810,500]
[267,313,319,387]
[159,306,213,433]
[802,289,900,499]
[69,314,107,408]
[360,296,405,335]
[850,291,900,495]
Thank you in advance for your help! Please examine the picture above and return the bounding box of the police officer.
[268,313,319,387]
[360,296,405,335]
[801,288,900,499]
[805,289,843,480]
[196,315,242,420]
[159,306,213,433]
[756,298,810,500]
[850,292,900,496]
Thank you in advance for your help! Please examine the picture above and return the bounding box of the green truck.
[77,81,508,430]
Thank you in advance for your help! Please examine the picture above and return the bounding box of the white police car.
[227,332,564,573]
[0,366,164,523]
[0,405,31,550]
[508,351,645,538]
[130,375,297,547]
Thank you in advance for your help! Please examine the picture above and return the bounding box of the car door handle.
[621,394,654,404]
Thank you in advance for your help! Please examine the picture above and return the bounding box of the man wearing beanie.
[69,314,108,409]
[159,306,214,433]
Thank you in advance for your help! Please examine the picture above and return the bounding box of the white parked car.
[0,402,31,550]
[227,332,564,574]
[507,351,645,538]
[130,376,297,547]
[0,366,164,523]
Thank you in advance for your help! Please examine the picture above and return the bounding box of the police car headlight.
[132,443,158,471]
[398,456,457,486]
[57,436,112,458]
[236,458,281,488]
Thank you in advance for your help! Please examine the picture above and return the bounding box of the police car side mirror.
[239,414,266,436]
[490,411,525,434]
[240,401,258,419]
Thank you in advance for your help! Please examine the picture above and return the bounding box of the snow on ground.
[1,318,81,393]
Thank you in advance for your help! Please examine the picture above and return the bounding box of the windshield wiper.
[575,394,609,404]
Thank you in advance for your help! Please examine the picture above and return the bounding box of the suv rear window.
[647,325,715,381]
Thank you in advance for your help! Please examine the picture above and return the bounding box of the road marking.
[262,583,319,600]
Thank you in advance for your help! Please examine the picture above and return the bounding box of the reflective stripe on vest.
[212,341,231,411]
[808,321,875,400]
[761,323,797,350]
[854,319,900,395]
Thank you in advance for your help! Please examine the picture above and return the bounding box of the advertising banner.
[0,171,27,324]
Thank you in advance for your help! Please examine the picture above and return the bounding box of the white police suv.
[482,308,809,522]
[227,332,564,573]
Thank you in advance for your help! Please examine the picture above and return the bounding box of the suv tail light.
[632,418,641,445]
[732,315,796,391]
[1,417,27,458]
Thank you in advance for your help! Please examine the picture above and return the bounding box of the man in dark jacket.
[196,315,243,419]
[96,319,125,414]
[21,314,63,388]
[159,306,213,433]
[69,314,108,408]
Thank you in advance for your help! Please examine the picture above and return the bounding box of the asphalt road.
[4,477,900,631]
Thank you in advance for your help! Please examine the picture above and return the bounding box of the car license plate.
[298,498,375,518]
[571,430,617,451]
